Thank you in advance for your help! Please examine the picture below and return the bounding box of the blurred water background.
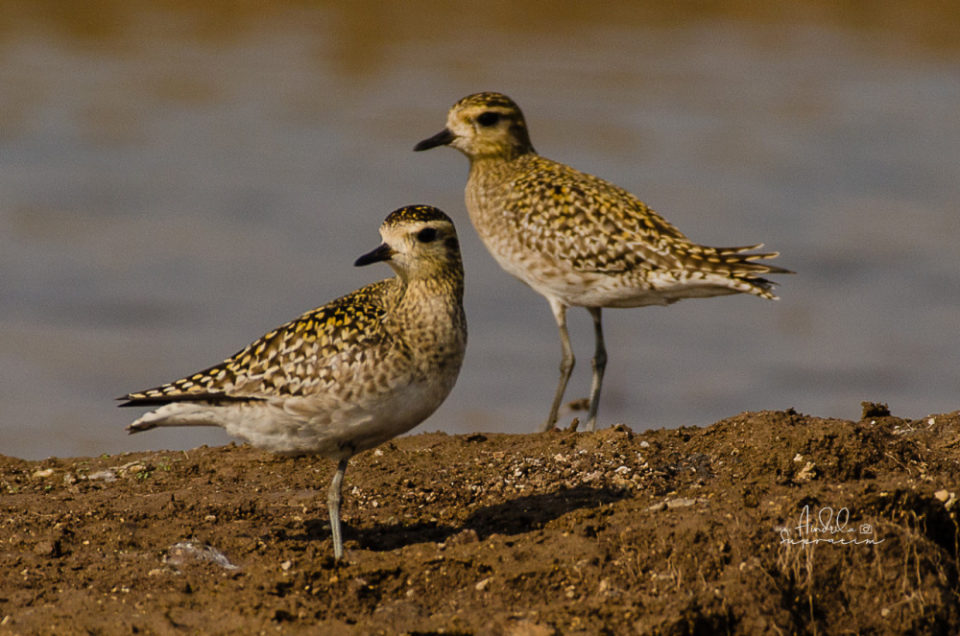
[1,1,958,459]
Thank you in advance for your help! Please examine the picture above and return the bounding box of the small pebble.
[87,470,117,482]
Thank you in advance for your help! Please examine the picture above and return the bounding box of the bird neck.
[468,151,534,189]
[396,269,464,315]
[468,143,535,165]
[391,272,466,356]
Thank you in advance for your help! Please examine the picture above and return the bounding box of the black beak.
[354,243,394,267]
[414,128,455,151]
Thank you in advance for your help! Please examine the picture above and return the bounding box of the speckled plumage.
[123,279,402,407]
[121,205,467,560]
[415,92,788,432]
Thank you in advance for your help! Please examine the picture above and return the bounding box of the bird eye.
[476,111,501,127]
[416,227,438,243]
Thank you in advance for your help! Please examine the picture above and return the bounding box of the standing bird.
[120,205,467,561]
[415,92,787,432]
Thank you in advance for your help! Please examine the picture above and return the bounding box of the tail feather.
[118,392,256,408]
[125,401,241,434]
[701,244,792,300]
[739,276,780,300]
[711,243,764,255]
[708,244,792,274]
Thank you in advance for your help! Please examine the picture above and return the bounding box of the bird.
[414,91,788,433]
[119,205,467,561]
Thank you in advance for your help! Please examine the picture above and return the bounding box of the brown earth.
[2,406,959,634]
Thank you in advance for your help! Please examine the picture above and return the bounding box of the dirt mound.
[2,408,958,634]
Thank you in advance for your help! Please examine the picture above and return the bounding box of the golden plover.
[120,205,467,561]
[415,92,788,432]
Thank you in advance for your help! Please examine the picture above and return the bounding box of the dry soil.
[2,406,959,634]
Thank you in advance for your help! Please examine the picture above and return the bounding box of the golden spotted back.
[122,279,402,405]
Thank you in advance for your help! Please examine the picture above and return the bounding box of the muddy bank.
[2,408,958,634]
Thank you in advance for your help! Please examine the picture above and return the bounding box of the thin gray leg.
[327,457,349,561]
[585,307,606,431]
[540,299,575,432]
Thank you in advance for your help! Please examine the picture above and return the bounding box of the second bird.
[415,92,788,432]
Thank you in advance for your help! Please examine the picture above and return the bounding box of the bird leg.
[585,307,606,431]
[540,300,575,432]
[327,457,349,561]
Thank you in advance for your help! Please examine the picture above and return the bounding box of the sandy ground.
[2,406,958,634]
